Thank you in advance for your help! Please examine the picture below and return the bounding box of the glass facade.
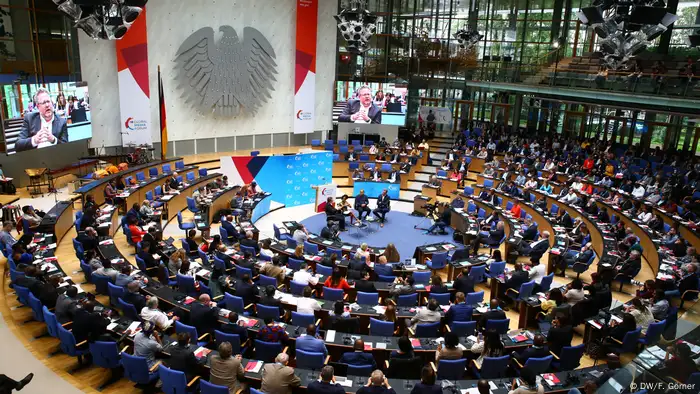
[335,0,700,154]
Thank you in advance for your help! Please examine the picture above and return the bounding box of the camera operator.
[424,202,451,235]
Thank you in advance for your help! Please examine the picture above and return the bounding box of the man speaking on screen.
[15,88,68,152]
[338,85,382,124]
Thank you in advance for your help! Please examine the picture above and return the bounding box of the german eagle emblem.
[174,26,277,117]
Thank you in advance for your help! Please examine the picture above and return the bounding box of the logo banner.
[315,184,337,212]
[117,7,152,147]
[294,0,317,134]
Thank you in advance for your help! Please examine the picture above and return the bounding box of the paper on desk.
[326,330,336,342]
[98,222,111,228]
[375,342,387,349]
[127,321,141,336]
[372,305,386,314]
[337,379,353,388]
[462,389,493,394]
[47,243,57,249]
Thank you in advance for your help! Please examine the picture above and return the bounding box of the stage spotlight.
[453,27,483,50]
[54,0,148,40]
[121,6,142,24]
[334,0,378,54]
[75,13,101,38]
[56,0,83,20]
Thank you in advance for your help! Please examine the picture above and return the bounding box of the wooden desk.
[208,186,241,224]
[422,184,439,199]
[38,201,74,244]
[163,174,219,225]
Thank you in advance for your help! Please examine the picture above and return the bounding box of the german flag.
[158,65,168,160]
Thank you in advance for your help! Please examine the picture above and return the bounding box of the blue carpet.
[300,212,456,260]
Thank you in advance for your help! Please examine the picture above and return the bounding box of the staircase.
[522,56,575,86]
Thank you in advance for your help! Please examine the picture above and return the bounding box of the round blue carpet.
[299,211,456,260]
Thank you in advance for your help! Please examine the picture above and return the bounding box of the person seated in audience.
[354,269,377,293]
[390,276,416,300]
[354,242,371,262]
[209,341,245,394]
[560,242,593,274]
[260,352,300,394]
[391,336,415,360]
[382,243,401,263]
[650,291,670,321]
[140,296,178,330]
[471,328,505,365]
[502,263,529,301]
[429,275,448,293]
[239,230,259,253]
[292,261,319,286]
[257,284,281,307]
[539,288,571,325]
[165,332,202,381]
[296,286,321,315]
[93,259,119,282]
[167,248,188,276]
[539,180,553,194]
[453,267,475,296]
[435,331,463,363]
[72,300,112,344]
[563,278,585,305]
[635,279,656,299]
[234,273,259,305]
[189,294,220,335]
[134,321,163,369]
[260,255,286,284]
[518,231,549,262]
[547,314,573,356]
[258,316,290,345]
[292,223,309,245]
[470,221,505,255]
[328,300,352,328]
[296,323,328,356]
[665,263,698,299]
[123,281,148,313]
[512,334,549,367]
[624,297,654,330]
[339,339,377,369]
[137,241,162,272]
[664,342,700,383]
[220,215,239,242]
[478,299,507,331]
[126,202,145,226]
[308,366,345,394]
[55,285,79,324]
[324,268,353,291]
[604,312,637,350]
[508,366,544,394]
[614,249,642,279]
[407,298,441,331]
[127,216,146,244]
[445,292,472,323]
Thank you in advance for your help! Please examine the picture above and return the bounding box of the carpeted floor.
[299,211,458,260]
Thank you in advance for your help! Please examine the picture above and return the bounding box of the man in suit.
[518,231,550,262]
[453,267,475,296]
[478,299,507,331]
[221,215,239,243]
[354,269,377,293]
[123,281,148,313]
[77,227,99,252]
[547,314,573,355]
[446,292,472,323]
[240,230,260,253]
[521,218,538,241]
[164,332,202,381]
[513,334,549,366]
[260,353,301,394]
[189,294,220,335]
[55,286,78,324]
[339,339,377,369]
[615,250,642,278]
[259,285,282,308]
[307,366,346,394]
[219,311,249,341]
[373,256,394,276]
[296,324,328,356]
[408,298,441,331]
[373,189,391,227]
[142,227,161,253]
[354,190,371,220]
[71,300,111,343]
[234,273,259,305]
[338,86,382,124]
[168,172,181,190]
[325,197,346,231]
[502,263,529,298]
[15,88,69,152]
[561,242,594,274]
[470,221,505,254]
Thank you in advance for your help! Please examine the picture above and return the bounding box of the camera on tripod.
[422,203,437,213]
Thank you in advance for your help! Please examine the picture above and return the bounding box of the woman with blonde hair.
[381,303,397,324]
[168,248,189,275]
[294,244,304,260]
[140,199,154,217]
[382,243,400,263]
[354,243,371,262]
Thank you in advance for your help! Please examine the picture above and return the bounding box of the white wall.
[78,32,121,149]
[82,0,336,148]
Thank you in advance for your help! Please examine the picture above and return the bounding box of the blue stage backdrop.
[221,151,333,208]
[353,180,400,199]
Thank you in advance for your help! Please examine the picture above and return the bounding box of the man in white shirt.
[296,286,321,315]
[140,297,178,330]
[631,183,645,199]
[292,262,319,286]
[528,259,547,286]
[562,191,578,204]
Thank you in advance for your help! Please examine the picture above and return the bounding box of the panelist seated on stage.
[324,197,346,231]
[373,189,391,227]
[354,190,371,220]
[15,88,69,152]
[338,85,382,124]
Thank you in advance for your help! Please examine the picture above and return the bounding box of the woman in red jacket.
[323,268,353,290]
[583,157,594,173]
[127,216,146,244]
